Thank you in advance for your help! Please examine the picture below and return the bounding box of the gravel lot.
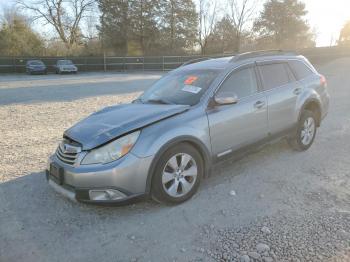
[0,62,349,262]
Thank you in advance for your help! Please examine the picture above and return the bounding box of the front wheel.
[151,143,203,204]
[288,110,317,151]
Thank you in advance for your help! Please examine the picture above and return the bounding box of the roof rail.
[230,50,297,62]
[181,57,212,67]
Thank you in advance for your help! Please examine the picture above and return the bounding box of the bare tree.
[16,0,95,50]
[198,0,218,55]
[228,0,258,52]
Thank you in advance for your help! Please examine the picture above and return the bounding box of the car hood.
[64,103,190,150]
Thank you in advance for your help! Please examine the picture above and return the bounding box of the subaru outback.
[47,50,329,205]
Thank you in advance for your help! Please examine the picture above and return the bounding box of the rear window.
[259,63,290,90]
[289,60,314,80]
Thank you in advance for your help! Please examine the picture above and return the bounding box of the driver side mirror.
[214,92,239,106]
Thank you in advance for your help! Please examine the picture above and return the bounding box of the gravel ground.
[0,72,160,182]
[0,62,349,262]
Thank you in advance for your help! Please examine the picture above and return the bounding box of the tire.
[151,143,204,204]
[288,110,317,151]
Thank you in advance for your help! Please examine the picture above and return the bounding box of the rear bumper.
[46,153,154,205]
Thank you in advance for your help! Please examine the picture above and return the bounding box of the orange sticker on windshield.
[184,76,198,85]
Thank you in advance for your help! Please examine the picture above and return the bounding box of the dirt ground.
[0,63,349,262]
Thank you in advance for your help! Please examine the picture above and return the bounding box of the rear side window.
[259,63,290,90]
[218,67,258,98]
[289,60,314,80]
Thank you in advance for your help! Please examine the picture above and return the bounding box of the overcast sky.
[0,0,349,47]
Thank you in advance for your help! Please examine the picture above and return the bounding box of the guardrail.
[1,47,350,73]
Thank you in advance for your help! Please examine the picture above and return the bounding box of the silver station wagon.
[47,50,330,205]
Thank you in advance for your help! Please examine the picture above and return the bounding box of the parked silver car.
[47,51,330,205]
[54,59,78,74]
[26,60,47,75]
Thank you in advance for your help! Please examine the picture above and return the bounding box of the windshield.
[28,61,44,66]
[58,60,73,65]
[139,69,220,106]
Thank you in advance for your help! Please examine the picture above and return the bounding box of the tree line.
[0,0,348,57]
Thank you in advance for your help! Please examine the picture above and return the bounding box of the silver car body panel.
[207,91,268,156]
[48,54,330,203]
[48,152,154,194]
[64,103,190,150]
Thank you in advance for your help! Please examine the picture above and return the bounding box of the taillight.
[320,75,327,87]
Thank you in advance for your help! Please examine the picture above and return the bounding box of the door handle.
[254,100,265,109]
[293,87,302,95]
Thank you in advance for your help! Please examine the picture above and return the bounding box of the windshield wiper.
[144,98,174,105]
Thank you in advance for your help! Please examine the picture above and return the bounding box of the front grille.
[55,140,81,165]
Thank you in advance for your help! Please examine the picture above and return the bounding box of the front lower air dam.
[89,189,127,201]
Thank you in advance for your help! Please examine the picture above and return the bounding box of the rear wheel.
[151,143,203,204]
[288,110,317,151]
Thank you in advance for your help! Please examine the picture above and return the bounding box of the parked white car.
[54,60,78,74]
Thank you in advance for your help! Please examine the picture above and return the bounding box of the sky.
[303,0,350,46]
[0,0,349,47]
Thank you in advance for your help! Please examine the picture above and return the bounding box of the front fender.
[130,109,212,193]
[131,108,211,159]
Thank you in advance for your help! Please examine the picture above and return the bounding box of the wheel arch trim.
[299,98,322,126]
[145,135,212,194]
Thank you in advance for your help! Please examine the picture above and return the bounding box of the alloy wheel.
[162,153,198,198]
[301,117,315,146]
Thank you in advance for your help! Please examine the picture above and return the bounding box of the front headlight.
[81,131,140,165]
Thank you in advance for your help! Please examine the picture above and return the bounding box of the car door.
[206,64,268,158]
[257,61,301,135]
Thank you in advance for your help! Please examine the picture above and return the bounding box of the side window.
[289,60,314,80]
[218,67,258,98]
[259,63,290,90]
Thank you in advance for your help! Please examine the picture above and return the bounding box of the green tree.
[0,10,44,56]
[98,0,198,55]
[98,0,130,55]
[129,0,162,55]
[253,0,315,49]
[98,0,161,55]
[161,0,198,54]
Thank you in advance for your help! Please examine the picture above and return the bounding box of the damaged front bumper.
[46,152,154,205]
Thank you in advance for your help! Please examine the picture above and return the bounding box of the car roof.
[180,56,233,70]
[179,51,306,71]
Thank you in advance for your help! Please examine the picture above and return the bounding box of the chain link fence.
[1,47,350,73]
